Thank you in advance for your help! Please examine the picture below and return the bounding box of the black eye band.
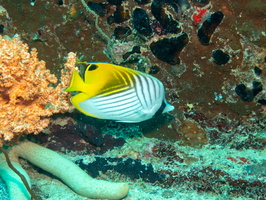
[88,64,98,71]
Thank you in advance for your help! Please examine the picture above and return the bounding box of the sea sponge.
[0,140,129,199]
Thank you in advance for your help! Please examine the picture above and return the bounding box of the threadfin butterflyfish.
[65,63,174,123]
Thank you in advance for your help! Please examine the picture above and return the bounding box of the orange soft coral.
[0,36,75,146]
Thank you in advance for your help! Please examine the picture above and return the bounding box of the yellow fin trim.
[70,93,100,118]
[98,86,130,97]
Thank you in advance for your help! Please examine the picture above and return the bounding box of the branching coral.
[0,36,75,146]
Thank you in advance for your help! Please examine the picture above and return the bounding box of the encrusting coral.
[0,36,75,146]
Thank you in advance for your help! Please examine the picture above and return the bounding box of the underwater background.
[0,0,265,199]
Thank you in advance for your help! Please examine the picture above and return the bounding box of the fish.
[65,62,174,123]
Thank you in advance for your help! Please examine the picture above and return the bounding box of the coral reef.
[0,36,75,146]
[35,117,126,154]
[85,137,266,199]
[0,0,265,199]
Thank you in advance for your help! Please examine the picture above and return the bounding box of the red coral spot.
[227,157,238,163]
[192,8,208,25]
[227,156,251,165]
[237,157,251,164]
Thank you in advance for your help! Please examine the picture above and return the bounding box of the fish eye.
[87,64,98,71]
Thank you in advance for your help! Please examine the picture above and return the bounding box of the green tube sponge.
[1,140,129,199]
